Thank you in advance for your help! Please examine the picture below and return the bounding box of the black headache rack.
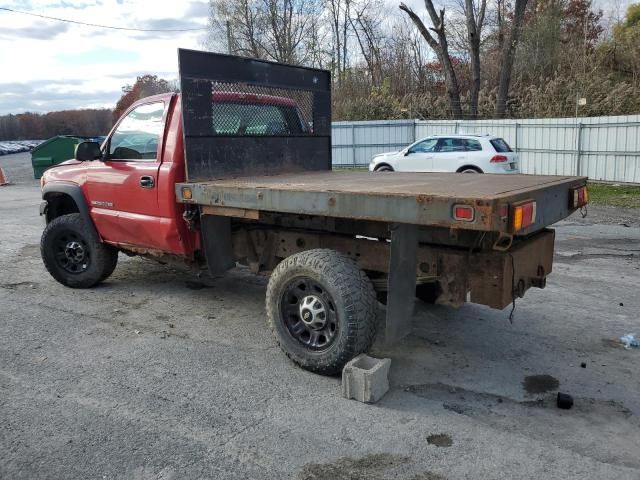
[178,49,332,182]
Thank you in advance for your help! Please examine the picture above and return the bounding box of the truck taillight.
[453,204,475,221]
[512,200,536,231]
[570,185,588,208]
[490,155,508,163]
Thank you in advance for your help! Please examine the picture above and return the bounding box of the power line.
[0,6,208,32]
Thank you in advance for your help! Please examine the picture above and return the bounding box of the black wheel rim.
[54,231,90,274]
[280,277,338,351]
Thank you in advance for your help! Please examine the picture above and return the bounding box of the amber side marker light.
[181,186,193,200]
[570,185,588,208]
[453,204,475,222]
[512,200,536,231]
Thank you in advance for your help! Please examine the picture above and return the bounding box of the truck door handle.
[140,176,155,188]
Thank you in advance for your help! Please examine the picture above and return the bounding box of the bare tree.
[209,0,323,65]
[495,0,529,116]
[400,1,463,118]
[328,0,352,85]
[350,1,384,86]
[464,0,487,118]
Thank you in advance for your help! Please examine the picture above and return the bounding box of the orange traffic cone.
[0,167,8,186]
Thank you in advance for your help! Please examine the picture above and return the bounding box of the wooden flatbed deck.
[177,171,587,233]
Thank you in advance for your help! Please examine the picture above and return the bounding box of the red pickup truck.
[39,50,588,375]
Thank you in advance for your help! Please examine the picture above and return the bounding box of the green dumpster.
[31,136,86,179]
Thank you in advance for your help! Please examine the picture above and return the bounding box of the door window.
[108,102,165,160]
[409,138,438,153]
[464,139,482,151]
[436,138,467,152]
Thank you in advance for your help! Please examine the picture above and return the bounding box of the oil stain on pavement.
[427,434,453,447]
[297,453,447,480]
[523,374,560,394]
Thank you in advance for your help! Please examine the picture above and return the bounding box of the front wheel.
[41,213,118,288]
[375,165,394,172]
[266,249,378,375]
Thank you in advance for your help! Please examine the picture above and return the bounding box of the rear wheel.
[41,213,118,288]
[459,167,482,173]
[266,249,378,375]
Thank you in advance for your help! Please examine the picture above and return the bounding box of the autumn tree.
[607,3,640,81]
[0,109,112,141]
[112,75,173,123]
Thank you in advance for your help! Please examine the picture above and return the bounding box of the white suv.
[369,134,520,174]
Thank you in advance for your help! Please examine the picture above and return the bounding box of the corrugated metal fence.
[332,115,640,183]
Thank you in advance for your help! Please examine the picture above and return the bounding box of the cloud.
[126,17,207,41]
[0,75,179,114]
[139,17,206,31]
[43,1,96,9]
[0,20,69,40]
[0,78,85,96]
[0,0,211,114]
[184,1,210,19]
[109,70,176,80]
[56,47,139,65]
[0,80,119,114]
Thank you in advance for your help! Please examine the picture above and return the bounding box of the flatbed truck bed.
[177,171,587,235]
[170,49,590,373]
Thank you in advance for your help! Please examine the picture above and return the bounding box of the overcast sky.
[0,0,210,115]
[0,0,631,115]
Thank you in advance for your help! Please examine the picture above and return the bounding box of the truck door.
[402,138,438,172]
[86,101,168,250]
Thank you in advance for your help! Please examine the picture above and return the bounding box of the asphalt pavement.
[1,152,639,479]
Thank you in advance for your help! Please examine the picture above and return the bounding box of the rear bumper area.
[467,229,555,309]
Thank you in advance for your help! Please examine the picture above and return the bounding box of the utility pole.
[226,20,233,55]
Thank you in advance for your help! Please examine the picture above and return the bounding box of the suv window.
[109,102,165,160]
[436,138,466,152]
[464,139,482,151]
[410,138,438,153]
[490,138,513,152]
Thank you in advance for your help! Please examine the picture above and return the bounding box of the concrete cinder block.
[342,354,391,403]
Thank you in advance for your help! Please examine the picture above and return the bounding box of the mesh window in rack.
[210,82,314,136]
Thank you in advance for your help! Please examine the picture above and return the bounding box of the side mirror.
[75,141,102,161]
[404,149,412,156]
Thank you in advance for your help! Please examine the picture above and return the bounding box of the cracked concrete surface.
[1,152,639,479]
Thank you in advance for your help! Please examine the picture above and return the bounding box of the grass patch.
[588,182,640,208]
[332,165,368,171]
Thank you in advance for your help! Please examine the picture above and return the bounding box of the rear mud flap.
[201,214,236,275]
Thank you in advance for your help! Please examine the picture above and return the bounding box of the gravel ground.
[1,152,639,479]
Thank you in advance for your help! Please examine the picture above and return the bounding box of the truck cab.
[41,90,311,263]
